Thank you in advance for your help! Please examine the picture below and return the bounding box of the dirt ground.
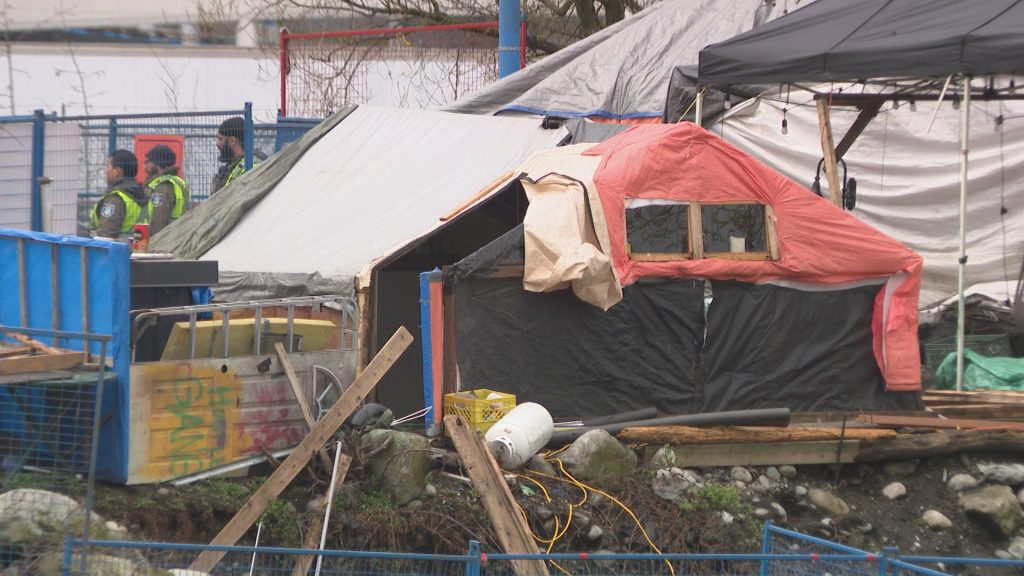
[86,451,1024,576]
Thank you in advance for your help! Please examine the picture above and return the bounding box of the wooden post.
[816,99,843,208]
[275,342,334,470]
[291,453,351,576]
[189,327,413,574]
[444,414,548,576]
[442,277,457,397]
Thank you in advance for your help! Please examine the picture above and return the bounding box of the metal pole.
[31,109,46,231]
[279,29,289,118]
[695,90,704,126]
[244,101,254,171]
[81,339,108,574]
[314,441,344,576]
[955,77,971,392]
[498,0,521,77]
[107,118,118,156]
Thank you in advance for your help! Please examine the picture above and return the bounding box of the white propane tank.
[484,402,554,470]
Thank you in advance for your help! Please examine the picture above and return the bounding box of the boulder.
[922,510,952,530]
[779,465,798,479]
[730,467,753,484]
[652,468,692,502]
[807,488,850,517]
[649,446,678,469]
[753,508,771,520]
[770,502,788,523]
[1009,536,1024,560]
[525,455,557,477]
[959,485,1024,537]
[0,489,126,546]
[882,482,907,500]
[947,474,978,492]
[361,430,432,505]
[978,463,1024,485]
[765,467,782,482]
[35,552,146,576]
[560,430,637,482]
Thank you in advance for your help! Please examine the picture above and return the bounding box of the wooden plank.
[189,326,413,574]
[291,453,351,576]
[657,440,860,467]
[441,281,457,399]
[275,342,334,470]
[858,414,1024,432]
[834,101,883,161]
[628,252,691,262]
[816,99,843,208]
[0,347,33,358]
[0,370,74,385]
[619,425,896,445]
[857,430,1024,462]
[440,171,515,222]
[7,333,63,355]
[356,288,371,376]
[0,352,85,374]
[688,203,703,260]
[928,405,1024,421]
[695,251,772,261]
[924,390,1024,403]
[445,414,548,576]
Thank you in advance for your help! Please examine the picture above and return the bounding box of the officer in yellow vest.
[144,145,191,235]
[90,149,148,238]
[212,117,265,194]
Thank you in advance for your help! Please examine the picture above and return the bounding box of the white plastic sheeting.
[200,106,566,295]
[712,90,1024,308]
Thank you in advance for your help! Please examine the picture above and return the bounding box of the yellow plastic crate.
[443,389,516,434]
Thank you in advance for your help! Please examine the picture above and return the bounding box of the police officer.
[212,116,264,193]
[90,149,148,238]
[144,145,191,235]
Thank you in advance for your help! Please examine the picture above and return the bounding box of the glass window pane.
[701,204,766,253]
[626,204,689,254]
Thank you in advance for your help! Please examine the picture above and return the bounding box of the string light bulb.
[952,94,960,110]
[892,100,900,111]
[995,115,1004,133]
[724,93,732,110]
[909,100,917,112]
[781,108,789,135]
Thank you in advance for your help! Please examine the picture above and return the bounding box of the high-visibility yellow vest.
[224,158,260,188]
[148,174,191,219]
[90,189,144,234]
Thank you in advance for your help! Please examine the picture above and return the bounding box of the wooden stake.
[444,414,548,576]
[275,342,334,470]
[6,332,62,355]
[291,453,351,576]
[0,352,85,374]
[189,326,413,574]
[816,99,843,208]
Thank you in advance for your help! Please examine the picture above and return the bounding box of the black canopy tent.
[694,0,1024,390]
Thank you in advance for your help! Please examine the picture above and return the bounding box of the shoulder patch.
[100,203,116,218]
[151,193,165,207]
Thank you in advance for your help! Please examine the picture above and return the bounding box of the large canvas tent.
[444,123,923,417]
[150,106,567,415]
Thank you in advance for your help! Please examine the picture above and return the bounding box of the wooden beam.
[834,101,883,161]
[697,252,772,261]
[442,281,457,398]
[189,326,413,574]
[275,342,334,470]
[619,425,896,445]
[628,252,691,262]
[0,347,33,358]
[7,333,62,355]
[440,171,515,222]
[445,414,548,576]
[816,99,843,208]
[857,414,1024,432]
[291,453,351,576]
[654,440,860,467]
[0,352,86,374]
[857,430,1024,462]
[927,405,1024,421]
[356,288,371,375]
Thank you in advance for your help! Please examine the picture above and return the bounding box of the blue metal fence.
[0,107,322,235]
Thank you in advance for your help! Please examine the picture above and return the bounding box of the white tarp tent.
[196,105,566,299]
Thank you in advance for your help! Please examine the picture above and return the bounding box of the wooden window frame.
[626,200,694,262]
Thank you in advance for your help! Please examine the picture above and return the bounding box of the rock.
[682,469,703,486]
[978,463,1024,485]
[765,467,782,482]
[959,485,1024,537]
[35,552,146,576]
[807,488,850,517]
[534,504,554,521]
[882,482,907,500]
[947,474,978,492]
[406,499,424,509]
[585,525,604,542]
[525,455,557,477]
[157,487,170,496]
[883,461,918,477]
[770,502,788,523]
[0,489,126,546]
[922,510,952,530]
[753,508,771,520]
[996,550,1014,560]
[422,484,438,499]
[757,475,773,490]
[361,430,432,505]
[721,511,734,524]
[169,571,211,576]
[730,467,753,484]
[652,468,691,502]
[575,513,591,529]
[306,496,324,512]
[1018,487,1024,505]
[848,518,873,534]
[1008,536,1024,559]
[649,446,678,469]
[560,430,637,482]
[794,486,808,498]
[779,465,797,479]
[821,518,833,527]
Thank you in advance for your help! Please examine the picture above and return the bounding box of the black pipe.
[547,408,791,446]
[579,407,659,427]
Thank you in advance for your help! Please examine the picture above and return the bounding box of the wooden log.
[928,405,1024,421]
[275,342,333,470]
[924,390,1024,403]
[291,453,351,576]
[6,333,62,355]
[857,430,1024,462]
[189,326,412,574]
[857,414,1024,432]
[0,352,85,374]
[619,425,896,445]
[445,414,548,576]
[652,440,860,467]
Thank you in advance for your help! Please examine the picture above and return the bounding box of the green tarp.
[935,350,1024,391]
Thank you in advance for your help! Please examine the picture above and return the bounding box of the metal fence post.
[107,118,117,155]
[244,101,254,170]
[880,546,899,576]
[80,339,109,574]
[279,28,290,118]
[760,520,773,576]
[31,109,46,231]
[61,537,74,576]
[466,540,481,576]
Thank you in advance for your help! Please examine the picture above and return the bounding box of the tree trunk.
[856,430,1024,462]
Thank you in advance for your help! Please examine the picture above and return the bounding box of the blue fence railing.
[59,523,1024,576]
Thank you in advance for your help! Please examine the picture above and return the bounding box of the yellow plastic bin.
[443,389,516,434]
